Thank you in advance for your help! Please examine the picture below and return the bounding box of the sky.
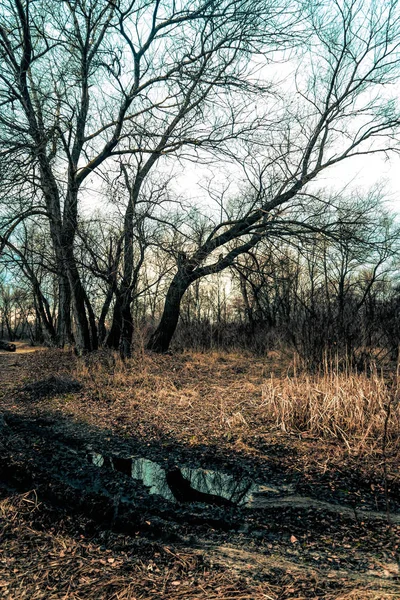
[317,153,400,213]
[169,150,400,221]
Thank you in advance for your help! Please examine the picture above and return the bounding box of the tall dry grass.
[23,347,400,454]
[262,365,400,451]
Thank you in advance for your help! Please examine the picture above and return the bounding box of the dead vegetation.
[1,348,400,600]
[262,367,400,452]
[2,489,399,600]
[18,348,398,457]
[1,491,278,600]
[22,376,83,400]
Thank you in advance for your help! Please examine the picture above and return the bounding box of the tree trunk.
[69,276,92,354]
[106,289,134,358]
[62,179,95,354]
[147,271,193,353]
[106,296,123,350]
[33,287,57,345]
[57,274,73,347]
[87,299,99,351]
[120,293,133,359]
[61,249,93,354]
[117,176,136,359]
[5,313,13,341]
[98,286,114,344]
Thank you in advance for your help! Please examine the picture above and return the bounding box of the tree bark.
[120,293,134,359]
[106,296,123,350]
[56,179,97,353]
[84,290,99,352]
[56,274,73,347]
[64,245,93,354]
[109,164,150,358]
[32,285,57,345]
[147,270,194,353]
[98,286,114,344]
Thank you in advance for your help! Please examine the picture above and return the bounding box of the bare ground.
[0,347,399,599]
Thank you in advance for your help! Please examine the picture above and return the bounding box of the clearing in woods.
[0,346,399,599]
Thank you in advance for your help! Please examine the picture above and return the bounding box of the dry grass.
[67,349,269,447]
[2,350,400,599]
[262,368,400,451]
[69,350,400,454]
[10,348,399,457]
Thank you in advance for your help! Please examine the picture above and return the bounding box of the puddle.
[180,467,255,505]
[87,450,272,506]
[87,450,297,507]
[132,458,175,502]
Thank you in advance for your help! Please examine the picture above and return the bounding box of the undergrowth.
[262,366,400,452]
[18,347,400,455]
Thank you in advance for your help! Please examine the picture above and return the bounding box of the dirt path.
[0,343,36,401]
[0,342,45,390]
[203,543,400,590]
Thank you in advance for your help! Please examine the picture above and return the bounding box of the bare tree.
[0,0,293,354]
[148,0,400,352]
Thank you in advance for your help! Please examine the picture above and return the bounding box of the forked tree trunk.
[106,296,123,350]
[147,232,265,353]
[147,271,194,353]
[62,183,96,354]
[106,289,135,358]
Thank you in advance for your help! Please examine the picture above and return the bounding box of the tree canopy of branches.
[1,0,400,357]
[1,0,291,353]
[147,0,400,351]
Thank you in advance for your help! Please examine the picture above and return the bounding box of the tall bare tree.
[0,0,293,353]
[148,0,400,352]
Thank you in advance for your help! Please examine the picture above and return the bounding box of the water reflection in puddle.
[88,451,258,505]
[91,452,104,468]
[131,457,175,502]
[181,467,256,505]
